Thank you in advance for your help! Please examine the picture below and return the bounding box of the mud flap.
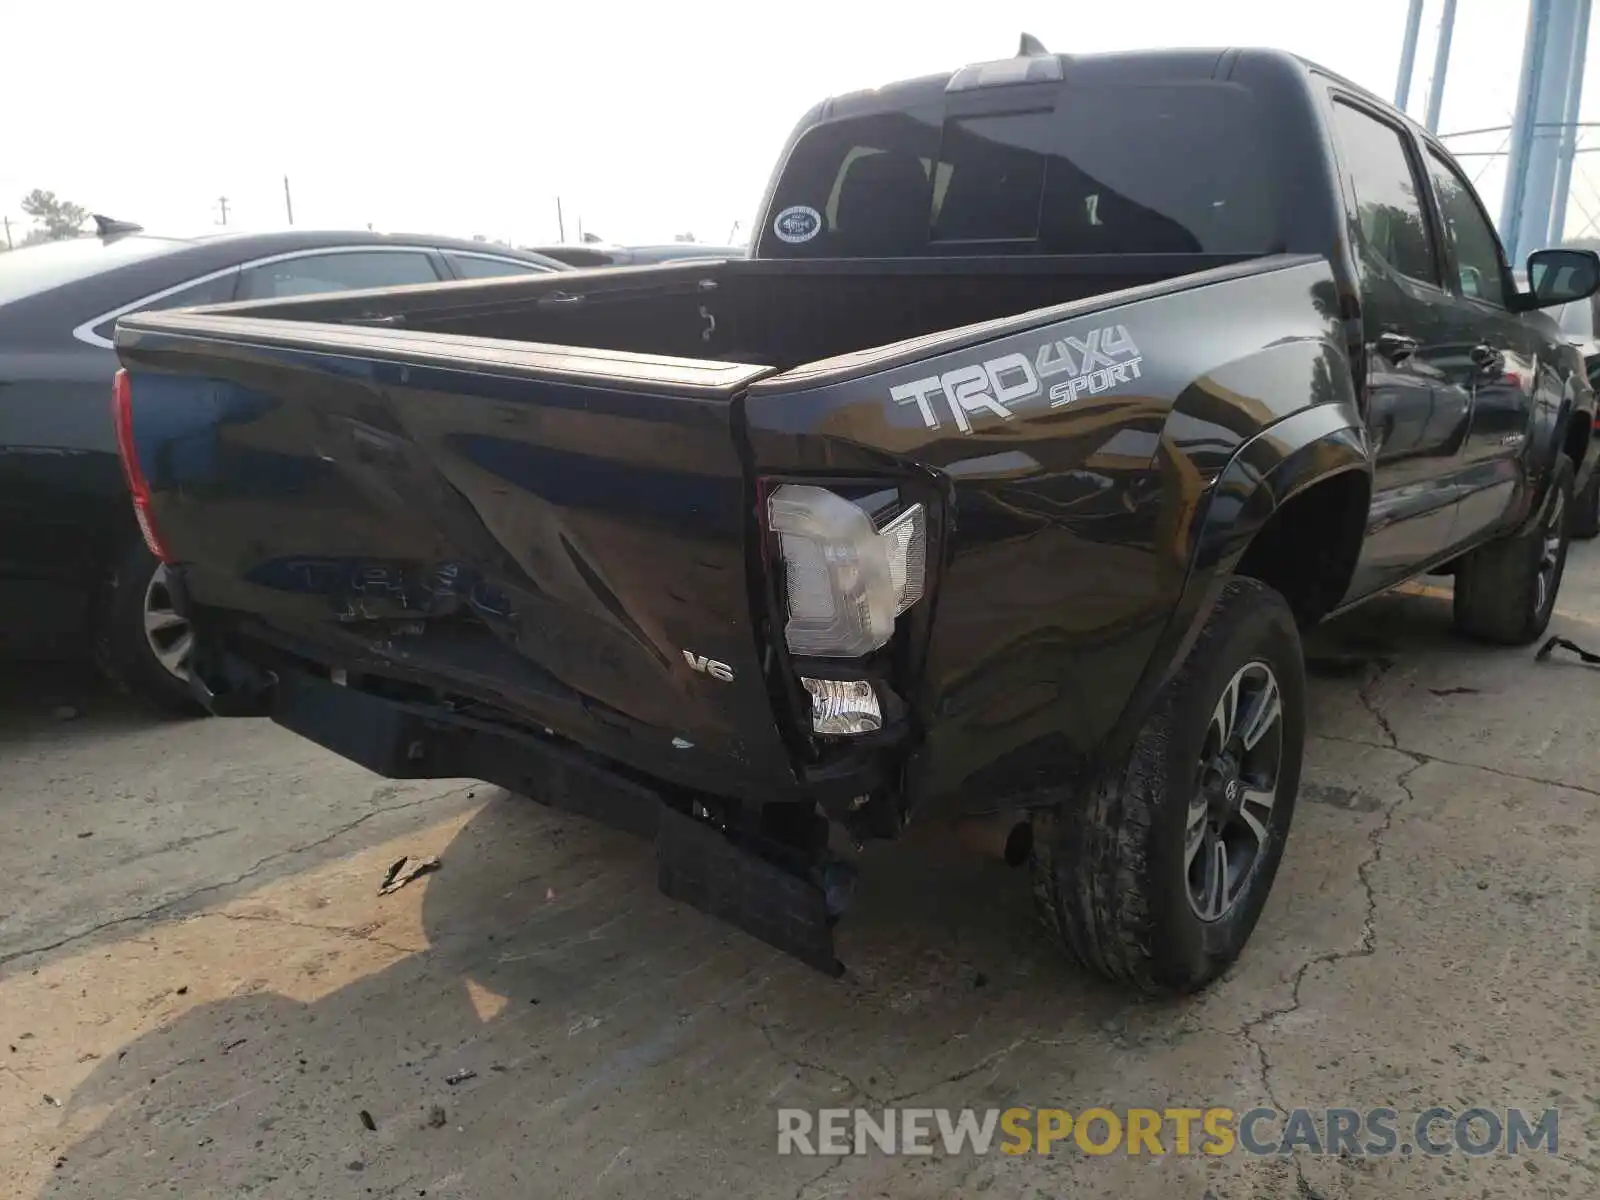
[656,807,842,976]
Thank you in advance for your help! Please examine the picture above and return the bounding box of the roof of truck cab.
[818,47,1243,118]
[812,46,1408,130]
[1296,55,1432,136]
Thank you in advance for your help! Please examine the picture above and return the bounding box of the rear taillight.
[111,368,172,563]
[763,483,927,737]
[766,484,926,658]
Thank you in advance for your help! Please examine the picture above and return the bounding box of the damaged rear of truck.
[112,46,1380,993]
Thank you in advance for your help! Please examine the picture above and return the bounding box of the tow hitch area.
[219,659,845,974]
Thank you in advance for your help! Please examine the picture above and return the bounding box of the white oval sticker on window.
[773,205,822,244]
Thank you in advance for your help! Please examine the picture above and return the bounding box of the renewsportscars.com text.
[777,1106,1559,1158]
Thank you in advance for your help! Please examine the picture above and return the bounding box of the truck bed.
[114,251,1331,812]
[206,253,1258,371]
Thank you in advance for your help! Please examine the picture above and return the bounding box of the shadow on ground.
[38,785,1168,1198]
[29,583,1592,1198]
[0,659,194,750]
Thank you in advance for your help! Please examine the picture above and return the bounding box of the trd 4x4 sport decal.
[889,324,1144,433]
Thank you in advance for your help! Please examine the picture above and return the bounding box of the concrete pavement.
[4,549,1600,1198]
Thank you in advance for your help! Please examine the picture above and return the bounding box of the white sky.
[2,0,1591,247]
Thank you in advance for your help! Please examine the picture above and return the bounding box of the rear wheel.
[1030,578,1305,994]
[97,540,206,715]
[1453,456,1573,645]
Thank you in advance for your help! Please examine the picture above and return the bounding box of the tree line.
[1,190,89,251]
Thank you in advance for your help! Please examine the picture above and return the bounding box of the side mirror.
[1524,248,1600,310]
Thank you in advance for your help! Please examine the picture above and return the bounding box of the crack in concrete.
[1560,1153,1600,1177]
[793,1153,847,1200]
[752,1012,1028,1115]
[1249,663,1592,1193]
[1355,656,1401,749]
[199,911,419,956]
[881,1037,1028,1106]
[1316,731,1600,798]
[1240,1032,1325,1200]
[1242,1028,1322,1198]
[753,1019,879,1105]
[0,785,473,970]
[1237,754,1421,1200]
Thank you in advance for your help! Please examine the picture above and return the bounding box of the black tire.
[1453,455,1573,645]
[1030,578,1305,994]
[96,539,207,716]
[1571,461,1600,540]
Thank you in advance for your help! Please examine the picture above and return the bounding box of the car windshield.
[761,82,1279,258]
[0,235,185,308]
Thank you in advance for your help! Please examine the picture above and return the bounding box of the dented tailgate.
[114,312,798,796]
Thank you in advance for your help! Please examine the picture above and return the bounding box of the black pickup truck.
[112,42,1600,993]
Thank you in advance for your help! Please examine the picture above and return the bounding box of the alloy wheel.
[1185,661,1284,922]
[143,563,194,681]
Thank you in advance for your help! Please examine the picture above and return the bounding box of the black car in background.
[0,224,568,711]
[1553,289,1600,534]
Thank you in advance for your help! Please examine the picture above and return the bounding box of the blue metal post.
[1502,0,1553,257]
[1549,0,1593,244]
[1424,0,1459,132]
[1396,0,1426,111]
[1518,0,1581,258]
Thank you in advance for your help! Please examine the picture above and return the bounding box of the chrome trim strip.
[115,309,771,398]
[72,244,444,350]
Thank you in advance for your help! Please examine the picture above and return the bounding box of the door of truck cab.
[1326,96,1464,600]
[1414,142,1542,547]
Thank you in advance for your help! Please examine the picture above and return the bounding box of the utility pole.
[556,196,566,242]
[283,176,295,226]
[2,216,11,250]
[216,195,230,226]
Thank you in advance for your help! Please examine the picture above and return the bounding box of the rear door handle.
[1375,331,1418,362]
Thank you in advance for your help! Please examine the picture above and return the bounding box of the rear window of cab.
[760,83,1278,259]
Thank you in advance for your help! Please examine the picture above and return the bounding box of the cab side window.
[1330,101,1440,287]
[1425,148,1509,307]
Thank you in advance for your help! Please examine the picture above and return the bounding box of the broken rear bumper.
[190,653,844,974]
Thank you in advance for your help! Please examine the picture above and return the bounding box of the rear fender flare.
[1192,402,1372,580]
[1101,402,1371,767]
